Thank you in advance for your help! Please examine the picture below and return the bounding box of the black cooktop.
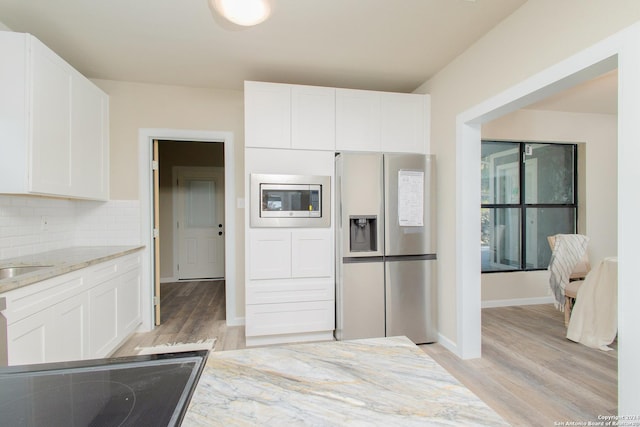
[0,350,208,427]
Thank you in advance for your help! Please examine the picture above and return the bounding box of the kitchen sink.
[0,265,52,280]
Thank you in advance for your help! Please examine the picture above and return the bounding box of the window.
[481,141,577,273]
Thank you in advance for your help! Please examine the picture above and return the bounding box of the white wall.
[91,79,246,317]
[415,0,639,348]
[481,109,617,304]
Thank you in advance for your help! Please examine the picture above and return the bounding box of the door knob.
[218,224,223,228]
[218,231,223,236]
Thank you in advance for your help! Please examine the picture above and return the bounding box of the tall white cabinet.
[0,31,109,200]
[244,81,431,346]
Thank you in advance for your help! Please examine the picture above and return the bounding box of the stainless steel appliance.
[335,153,436,344]
[250,173,330,228]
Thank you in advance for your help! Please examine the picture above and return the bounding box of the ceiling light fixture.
[210,0,272,27]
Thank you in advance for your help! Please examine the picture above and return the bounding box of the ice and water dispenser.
[349,216,377,252]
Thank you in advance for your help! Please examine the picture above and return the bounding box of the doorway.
[456,51,620,359]
[138,129,238,332]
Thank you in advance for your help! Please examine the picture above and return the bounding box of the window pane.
[525,207,576,269]
[481,207,521,272]
[524,143,575,204]
[481,141,520,204]
[186,179,216,228]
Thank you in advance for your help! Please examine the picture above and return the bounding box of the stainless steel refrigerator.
[335,152,436,344]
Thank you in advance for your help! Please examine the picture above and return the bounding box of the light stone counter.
[183,336,508,426]
[0,246,144,294]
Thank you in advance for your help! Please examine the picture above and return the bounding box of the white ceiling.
[0,0,527,92]
[0,0,617,114]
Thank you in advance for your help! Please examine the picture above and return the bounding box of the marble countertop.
[183,336,507,426]
[0,246,144,294]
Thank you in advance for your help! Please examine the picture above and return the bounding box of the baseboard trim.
[436,333,459,356]
[226,316,245,327]
[482,296,555,308]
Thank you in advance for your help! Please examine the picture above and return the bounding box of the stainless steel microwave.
[250,174,331,228]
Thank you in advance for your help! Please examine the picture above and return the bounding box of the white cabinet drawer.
[245,300,335,337]
[2,273,85,325]
[246,279,334,305]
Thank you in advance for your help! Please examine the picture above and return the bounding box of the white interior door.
[176,167,225,280]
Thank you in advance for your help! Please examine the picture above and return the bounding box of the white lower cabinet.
[246,229,334,346]
[88,279,119,358]
[49,292,89,363]
[6,309,48,365]
[2,252,142,366]
[7,288,90,365]
[249,230,292,280]
[249,229,332,279]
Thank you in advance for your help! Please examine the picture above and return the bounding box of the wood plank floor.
[112,280,246,357]
[113,283,617,426]
[420,304,617,426]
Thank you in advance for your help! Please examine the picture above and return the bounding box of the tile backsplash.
[0,195,140,259]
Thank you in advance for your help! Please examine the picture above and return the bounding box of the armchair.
[547,234,591,326]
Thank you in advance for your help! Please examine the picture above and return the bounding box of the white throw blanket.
[566,257,618,351]
[548,234,589,310]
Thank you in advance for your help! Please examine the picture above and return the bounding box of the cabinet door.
[249,230,291,279]
[291,230,333,278]
[7,310,49,365]
[88,280,118,358]
[245,81,291,148]
[118,268,141,335]
[336,88,381,152]
[380,93,426,154]
[48,292,89,363]
[0,32,29,193]
[30,38,73,195]
[291,85,335,151]
[70,75,109,200]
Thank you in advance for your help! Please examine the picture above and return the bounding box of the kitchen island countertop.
[0,246,144,294]
[183,336,507,426]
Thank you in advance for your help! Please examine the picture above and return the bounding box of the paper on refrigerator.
[397,170,424,227]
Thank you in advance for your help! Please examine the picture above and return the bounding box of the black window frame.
[481,140,579,273]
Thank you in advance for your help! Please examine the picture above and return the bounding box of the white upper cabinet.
[336,89,429,154]
[291,85,335,151]
[245,81,336,151]
[245,81,430,154]
[245,81,291,149]
[70,74,109,199]
[380,92,429,154]
[0,32,109,200]
[336,88,382,152]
